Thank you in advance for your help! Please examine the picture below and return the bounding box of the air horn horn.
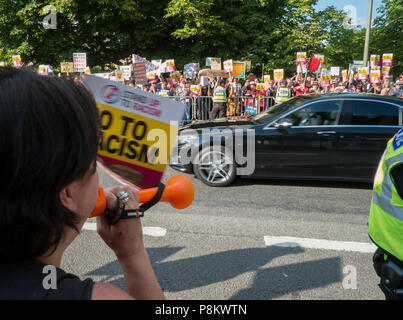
[89,175,195,218]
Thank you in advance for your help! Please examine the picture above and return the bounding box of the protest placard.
[342,70,348,82]
[231,61,246,78]
[370,55,380,68]
[60,62,74,73]
[223,60,233,73]
[296,52,307,65]
[165,59,175,72]
[330,67,340,76]
[256,83,266,91]
[158,90,170,97]
[210,58,222,70]
[190,85,200,95]
[120,65,132,81]
[184,63,199,79]
[115,70,124,82]
[12,55,22,68]
[83,75,185,189]
[382,54,393,67]
[170,71,181,80]
[244,97,257,115]
[273,69,284,82]
[151,59,162,68]
[147,71,156,80]
[73,53,87,73]
[133,62,147,85]
[370,67,381,83]
[199,69,229,78]
[308,57,320,71]
[38,65,48,75]
[358,67,369,80]
[206,57,221,70]
[264,75,271,84]
[321,74,331,87]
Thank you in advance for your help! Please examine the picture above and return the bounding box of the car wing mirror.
[274,118,293,129]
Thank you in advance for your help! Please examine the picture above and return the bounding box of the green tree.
[164,0,349,77]
[371,0,403,77]
[0,0,174,69]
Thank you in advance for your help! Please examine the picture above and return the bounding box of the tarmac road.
[62,166,384,300]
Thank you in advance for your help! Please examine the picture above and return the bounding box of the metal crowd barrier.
[168,95,275,125]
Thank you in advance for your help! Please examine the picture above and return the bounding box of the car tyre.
[193,145,236,187]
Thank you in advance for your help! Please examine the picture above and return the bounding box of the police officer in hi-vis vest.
[368,128,403,300]
[210,79,227,120]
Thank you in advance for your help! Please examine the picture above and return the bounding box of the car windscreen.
[251,96,313,125]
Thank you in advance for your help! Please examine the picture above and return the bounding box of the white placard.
[330,67,340,76]
[73,53,87,73]
[120,65,132,81]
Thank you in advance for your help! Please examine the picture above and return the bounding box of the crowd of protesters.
[117,71,403,122]
[130,72,403,98]
[63,68,403,123]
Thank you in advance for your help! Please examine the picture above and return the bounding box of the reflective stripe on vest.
[372,152,403,220]
[213,86,227,103]
[369,129,403,260]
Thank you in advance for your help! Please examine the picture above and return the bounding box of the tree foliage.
[0,0,401,77]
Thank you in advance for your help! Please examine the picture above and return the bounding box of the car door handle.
[317,131,336,135]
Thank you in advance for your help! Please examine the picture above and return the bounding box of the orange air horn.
[89,175,194,218]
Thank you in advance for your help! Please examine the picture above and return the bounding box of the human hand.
[96,185,145,261]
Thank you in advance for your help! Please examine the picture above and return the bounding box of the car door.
[255,99,342,178]
[335,98,402,181]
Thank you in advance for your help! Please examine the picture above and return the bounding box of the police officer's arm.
[391,163,403,199]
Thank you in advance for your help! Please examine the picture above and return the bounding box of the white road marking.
[83,222,97,231]
[264,235,377,253]
[82,222,167,237]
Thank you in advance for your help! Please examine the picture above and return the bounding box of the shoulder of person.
[91,282,134,300]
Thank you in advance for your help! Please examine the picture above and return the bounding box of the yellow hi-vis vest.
[368,128,403,261]
[213,86,227,103]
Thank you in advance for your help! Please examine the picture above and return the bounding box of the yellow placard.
[60,62,74,73]
[273,69,284,82]
[97,103,175,173]
[12,55,22,67]
[190,85,200,94]
[170,71,180,79]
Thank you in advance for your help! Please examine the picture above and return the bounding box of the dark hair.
[0,67,100,262]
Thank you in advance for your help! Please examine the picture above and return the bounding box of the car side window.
[349,100,399,126]
[287,100,341,126]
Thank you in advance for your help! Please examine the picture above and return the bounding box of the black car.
[170,94,403,187]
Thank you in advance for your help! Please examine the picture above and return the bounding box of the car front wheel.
[193,145,236,187]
